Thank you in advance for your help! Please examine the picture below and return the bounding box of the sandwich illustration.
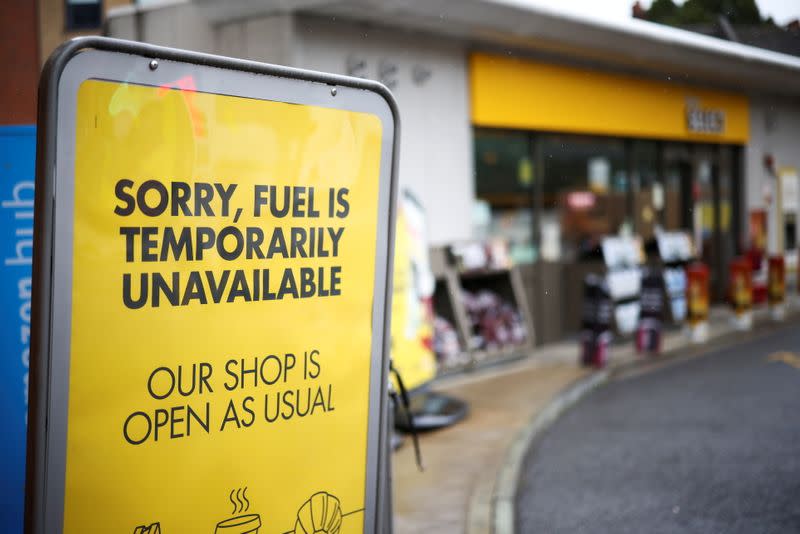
[133,523,161,534]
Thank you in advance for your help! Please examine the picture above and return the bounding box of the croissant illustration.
[293,492,342,534]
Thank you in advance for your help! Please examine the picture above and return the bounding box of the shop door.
[693,146,738,301]
[664,145,736,302]
[716,146,737,301]
[662,144,692,232]
[693,148,718,296]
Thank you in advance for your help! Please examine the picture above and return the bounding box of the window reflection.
[540,135,627,261]
[475,130,536,264]
[473,128,740,296]
[631,140,659,240]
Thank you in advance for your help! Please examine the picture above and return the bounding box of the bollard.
[748,247,768,305]
[729,257,753,330]
[768,255,786,320]
[637,267,664,355]
[686,262,710,342]
[580,274,613,368]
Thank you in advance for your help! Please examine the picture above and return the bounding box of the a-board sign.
[27,37,398,534]
[390,191,436,392]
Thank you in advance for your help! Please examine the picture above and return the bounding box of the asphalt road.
[516,325,800,534]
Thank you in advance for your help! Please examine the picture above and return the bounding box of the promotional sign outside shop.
[389,191,437,392]
[27,38,398,534]
[636,267,664,355]
[768,256,786,320]
[748,210,768,304]
[686,262,710,342]
[600,236,644,335]
[729,257,753,330]
[749,210,768,254]
[580,274,613,368]
[655,231,692,324]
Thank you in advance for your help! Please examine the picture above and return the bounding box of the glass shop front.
[470,53,748,343]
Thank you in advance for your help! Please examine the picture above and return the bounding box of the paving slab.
[391,348,590,533]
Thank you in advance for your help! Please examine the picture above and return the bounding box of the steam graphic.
[216,487,261,533]
[229,487,251,515]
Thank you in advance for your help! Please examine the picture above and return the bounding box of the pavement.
[390,303,800,534]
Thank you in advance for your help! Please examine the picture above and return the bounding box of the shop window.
[694,149,716,265]
[663,144,692,231]
[540,134,627,262]
[717,145,738,293]
[474,129,536,264]
[65,0,102,31]
[631,141,659,241]
[473,131,735,269]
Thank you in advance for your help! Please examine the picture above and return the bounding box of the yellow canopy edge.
[470,52,749,144]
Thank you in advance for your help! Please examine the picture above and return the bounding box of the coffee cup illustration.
[214,514,261,534]
[216,487,261,534]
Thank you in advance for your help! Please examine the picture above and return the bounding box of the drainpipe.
[717,15,739,43]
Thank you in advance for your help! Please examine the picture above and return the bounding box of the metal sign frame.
[27,37,399,534]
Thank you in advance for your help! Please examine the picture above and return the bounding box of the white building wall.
[746,97,800,253]
[107,4,292,63]
[216,14,296,65]
[107,3,215,53]
[107,9,476,246]
[291,16,475,245]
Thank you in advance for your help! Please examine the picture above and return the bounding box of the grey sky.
[521,0,800,25]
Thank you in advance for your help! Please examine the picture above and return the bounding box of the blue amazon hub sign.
[0,124,35,532]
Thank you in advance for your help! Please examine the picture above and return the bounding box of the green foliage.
[680,0,715,24]
[648,0,679,19]
[726,0,763,24]
[643,0,767,26]
[647,0,680,24]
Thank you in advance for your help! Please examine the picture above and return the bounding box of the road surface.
[516,324,800,533]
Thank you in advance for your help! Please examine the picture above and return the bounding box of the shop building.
[38,0,133,66]
[107,0,800,344]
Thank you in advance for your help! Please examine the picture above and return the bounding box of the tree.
[641,0,768,26]
[726,0,762,24]
[646,0,680,24]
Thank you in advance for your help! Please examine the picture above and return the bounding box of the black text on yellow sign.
[122,350,337,446]
[114,180,353,307]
